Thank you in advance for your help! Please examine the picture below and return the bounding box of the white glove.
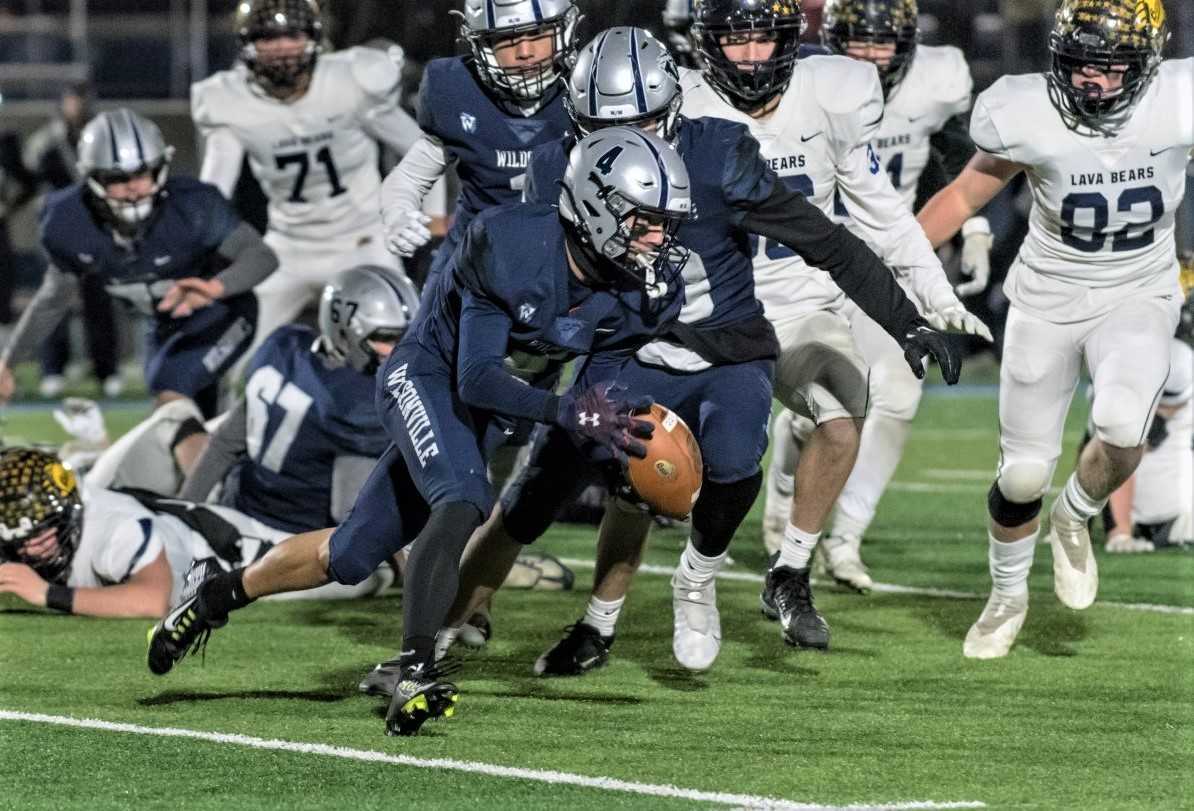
[1105,533,1154,554]
[385,210,433,257]
[954,216,993,298]
[52,397,108,445]
[924,289,995,342]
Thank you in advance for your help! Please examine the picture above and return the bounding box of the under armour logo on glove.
[556,381,655,465]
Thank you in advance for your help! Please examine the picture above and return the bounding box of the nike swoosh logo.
[1149,146,1176,156]
[595,328,616,334]
[800,131,823,143]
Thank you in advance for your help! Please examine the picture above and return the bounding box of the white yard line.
[885,481,1061,496]
[0,710,984,811]
[922,469,994,480]
[558,560,1194,616]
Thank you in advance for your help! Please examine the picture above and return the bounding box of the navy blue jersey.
[406,203,684,422]
[525,117,774,335]
[232,325,389,533]
[39,176,241,320]
[417,57,571,249]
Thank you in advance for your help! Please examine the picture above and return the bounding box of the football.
[626,404,703,520]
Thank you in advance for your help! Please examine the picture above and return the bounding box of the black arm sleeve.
[178,398,248,502]
[929,113,977,186]
[738,183,923,340]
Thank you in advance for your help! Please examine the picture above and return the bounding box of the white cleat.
[822,534,873,594]
[761,475,789,557]
[671,571,721,672]
[1047,499,1099,610]
[964,590,1028,659]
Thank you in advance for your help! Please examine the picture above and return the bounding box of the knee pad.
[1091,383,1148,448]
[988,482,1043,527]
[995,459,1052,504]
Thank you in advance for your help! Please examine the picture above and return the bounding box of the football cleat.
[1104,533,1154,554]
[384,661,461,737]
[964,590,1028,659]
[759,551,781,620]
[358,655,403,698]
[671,570,721,672]
[765,565,830,650]
[1047,498,1098,610]
[146,567,227,676]
[822,534,873,594]
[533,622,613,676]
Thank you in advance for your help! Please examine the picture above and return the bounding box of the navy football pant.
[145,292,257,417]
[503,356,775,543]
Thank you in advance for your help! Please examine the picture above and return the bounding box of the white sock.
[582,595,624,637]
[677,540,725,586]
[832,414,914,540]
[777,523,820,570]
[989,531,1037,597]
[1059,473,1106,523]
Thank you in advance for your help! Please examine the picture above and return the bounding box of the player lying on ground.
[915,0,1192,658]
[145,127,695,737]
[0,110,277,430]
[438,21,965,679]
[0,449,389,619]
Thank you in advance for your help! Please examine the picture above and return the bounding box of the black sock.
[401,501,484,669]
[200,568,253,617]
[691,471,764,559]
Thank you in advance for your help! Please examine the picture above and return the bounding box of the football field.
[3,390,1192,810]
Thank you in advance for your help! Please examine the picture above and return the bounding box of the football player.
[440,26,960,677]
[0,110,277,431]
[0,448,388,619]
[915,0,1191,658]
[677,0,988,639]
[144,129,691,737]
[661,0,701,69]
[191,0,421,364]
[379,0,576,292]
[762,0,993,592]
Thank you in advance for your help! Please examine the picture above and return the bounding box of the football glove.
[385,210,433,257]
[924,289,994,343]
[52,398,108,445]
[555,382,654,465]
[954,216,993,298]
[901,323,961,385]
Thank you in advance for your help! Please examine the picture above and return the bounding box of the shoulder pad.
[1158,58,1194,146]
[416,57,471,134]
[190,69,242,129]
[808,55,883,119]
[38,186,86,253]
[969,74,1039,159]
[347,45,404,100]
[912,45,973,118]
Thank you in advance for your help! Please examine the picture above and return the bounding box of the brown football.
[626,404,703,520]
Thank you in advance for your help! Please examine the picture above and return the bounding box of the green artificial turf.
[2,393,1192,810]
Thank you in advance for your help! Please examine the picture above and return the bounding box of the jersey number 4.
[246,366,314,473]
[1060,185,1164,253]
[275,146,347,203]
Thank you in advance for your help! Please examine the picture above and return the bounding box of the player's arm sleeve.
[929,113,978,185]
[0,262,78,366]
[197,127,245,199]
[379,134,450,232]
[214,221,279,296]
[457,290,562,422]
[738,182,923,339]
[834,141,955,311]
[179,397,249,503]
[330,454,376,523]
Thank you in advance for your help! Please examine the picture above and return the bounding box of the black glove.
[555,382,654,464]
[901,323,961,385]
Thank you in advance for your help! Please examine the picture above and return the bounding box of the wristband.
[171,417,207,450]
[46,584,75,614]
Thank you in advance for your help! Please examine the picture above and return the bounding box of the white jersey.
[192,48,412,244]
[681,56,951,327]
[67,483,286,604]
[970,59,1194,323]
[869,45,973,212]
